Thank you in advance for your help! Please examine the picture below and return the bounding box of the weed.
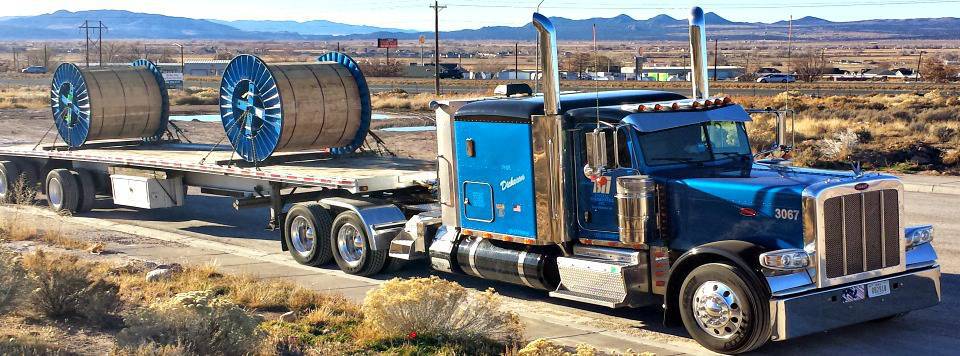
[22,250,121,326]
[0,250,27,313]
[361,276,524,348]
[117,290,264,356]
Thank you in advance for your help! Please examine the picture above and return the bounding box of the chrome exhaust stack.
[689,6,709,100]
[533,12,561,115]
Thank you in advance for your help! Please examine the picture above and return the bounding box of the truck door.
[574,125,639,238]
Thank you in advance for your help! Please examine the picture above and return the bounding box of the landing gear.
[284,203,333,266]
[331,211,387,276]
[679,263,772,354]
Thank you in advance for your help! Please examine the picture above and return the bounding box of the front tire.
[330,211,387,276]
[678,263,772,354]
[284,203,334,266]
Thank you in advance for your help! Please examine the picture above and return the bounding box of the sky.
[3,0,960,31]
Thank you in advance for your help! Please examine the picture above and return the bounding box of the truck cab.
[392,8,942,354]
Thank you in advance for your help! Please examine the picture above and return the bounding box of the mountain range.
[1,9,959,41]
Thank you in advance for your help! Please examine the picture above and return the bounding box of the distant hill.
[1,9,959,41]
[210,19,412,36]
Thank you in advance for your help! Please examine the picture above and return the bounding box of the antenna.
[593,23,600,129]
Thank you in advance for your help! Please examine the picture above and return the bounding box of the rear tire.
[284,203,334,266]
[678,263,772,354]
[73,170,96,213]
[330,211,388,276]
[0,161,21,204]
[45,169,80,213]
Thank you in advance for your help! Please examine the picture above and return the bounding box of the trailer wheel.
[0,161,22,204]
[678,263,772,354]
[331,211,388,276]
[45,169,80,213]
[284,203,334,266]
[73,170,97,213]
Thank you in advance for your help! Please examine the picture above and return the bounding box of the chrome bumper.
[770,265,941,341]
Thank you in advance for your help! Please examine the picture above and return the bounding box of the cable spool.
[218,53,371,162]
[50,60,170,147]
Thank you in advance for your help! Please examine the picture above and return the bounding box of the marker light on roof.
[691,101,701,109]
[654,104,664,111]
[671,102,681,110]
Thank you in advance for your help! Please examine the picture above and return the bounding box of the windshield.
[637,121,751,166]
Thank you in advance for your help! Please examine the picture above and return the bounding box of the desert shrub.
[22,250,120,325]
[361,276,523,346]
[0,250,27,313]
[918,107,960,123]
[117,290,264,356]
[944,150,960,167]
[170,87,218,106]
[112,343,188,356]
[0,336,70,356]
[517,339,606,356]
[932,126,958,142]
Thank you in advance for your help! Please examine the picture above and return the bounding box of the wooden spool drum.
[218,53,371,162]
[50,60,169,147]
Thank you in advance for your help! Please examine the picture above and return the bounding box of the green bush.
[117,290,264,356]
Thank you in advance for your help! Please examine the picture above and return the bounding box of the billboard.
[377,38,398,49]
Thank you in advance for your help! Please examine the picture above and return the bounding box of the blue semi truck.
[0,6,940,355]
[392,8,942,354]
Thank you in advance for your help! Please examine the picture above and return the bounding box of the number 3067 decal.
[775,208,801,220]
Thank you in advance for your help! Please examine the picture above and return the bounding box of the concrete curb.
[903,183,960,196]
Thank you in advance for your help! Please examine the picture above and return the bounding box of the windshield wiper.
[713,152,747,160]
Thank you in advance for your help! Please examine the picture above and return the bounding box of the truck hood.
[654,163,864,251]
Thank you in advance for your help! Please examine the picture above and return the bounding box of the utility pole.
[713,38,719,81]
[917,50,925,82]
[515,42,519,79]
[12,49,17,72]
[82,20,90,67]
[431,0,446,95]
[43,44,48,69]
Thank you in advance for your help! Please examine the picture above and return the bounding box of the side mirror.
[584,129,613,177]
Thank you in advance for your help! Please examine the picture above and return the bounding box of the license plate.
[868,280,891,298]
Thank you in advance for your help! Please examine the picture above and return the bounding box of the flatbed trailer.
[0,142,439,274]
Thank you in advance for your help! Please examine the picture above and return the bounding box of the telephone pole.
[515,42,519,79]
[713,38,719,81]
[431,0,446,95]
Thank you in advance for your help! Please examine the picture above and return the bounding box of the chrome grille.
[822,189,901,278]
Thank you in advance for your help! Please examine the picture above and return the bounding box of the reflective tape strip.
[468,238,483,278]
[517,251,535,288]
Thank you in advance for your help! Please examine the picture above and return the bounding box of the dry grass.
[0,212,97,251]
[21,250,121,326]
[359,276,523,351]
[372,90,487,111]
[0,86,47,109]
[168,87,218,106]
[0,250,27,313]
[739,90,960,173]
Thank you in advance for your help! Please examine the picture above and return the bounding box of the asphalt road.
[61,188,958,355]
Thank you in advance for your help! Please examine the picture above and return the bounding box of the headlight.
[759,249,810,271]
[905,225,934,249]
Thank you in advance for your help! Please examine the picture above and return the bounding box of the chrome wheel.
[692,281,745,339]
[336,223,364,269]
[290,215,315,258]
[48,178,63,207]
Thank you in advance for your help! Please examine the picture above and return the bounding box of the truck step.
[388,239,418,260]
[553,246,655,308]
[549,289,629,308]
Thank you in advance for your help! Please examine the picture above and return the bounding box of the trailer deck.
[0,142,436,194]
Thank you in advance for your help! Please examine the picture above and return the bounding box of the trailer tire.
[678,263,771,354]
[45,169,80,213]
[73,170,97,213]
[284,203,334,266]
[331,211,388,276]
[0,161,22,204]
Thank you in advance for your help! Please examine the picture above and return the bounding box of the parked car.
[756,73,796,83]
[21,66,48,74]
